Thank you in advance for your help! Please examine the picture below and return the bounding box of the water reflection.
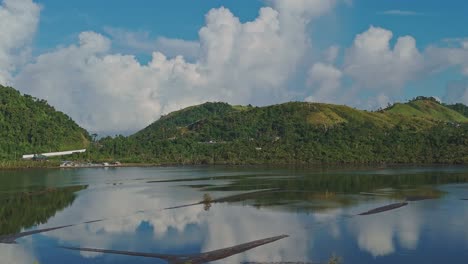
[0,185,86,237]
[0,166,467,263]
[0,244,36,264]
[349,204,423,257]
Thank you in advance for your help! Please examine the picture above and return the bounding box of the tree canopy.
[0,85,90,159]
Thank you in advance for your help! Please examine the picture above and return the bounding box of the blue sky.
[2,0,468,134]
[34,0,468,54]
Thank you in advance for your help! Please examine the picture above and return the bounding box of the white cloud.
[155,37,200,60]
[344,26,424,91]
[379,10,424,16]
[305,62,343,103]
[425,43,468,76]
[324,45,340,63]
[13,1,338,134]
[104,27,200,61]
[336,27,468,106]
[269,0,337,21]
[303,26,426,106]
[0,0,40,85]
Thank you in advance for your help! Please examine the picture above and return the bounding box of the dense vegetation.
[0,85,90,160]
[445,103,468,118]
[89,97,468,165]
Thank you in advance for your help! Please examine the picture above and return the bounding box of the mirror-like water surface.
[1,166,468,263]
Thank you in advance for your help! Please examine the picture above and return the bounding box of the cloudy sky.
[1,0,468,135]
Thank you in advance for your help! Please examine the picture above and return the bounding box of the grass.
[305,99,468,130]
[386,100,468,123]
[0,160,60,169]
[232,105,253,111]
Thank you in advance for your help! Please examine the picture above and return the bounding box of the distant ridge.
[93,97,468,165]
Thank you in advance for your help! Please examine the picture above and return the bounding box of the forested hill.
[94,97,468,164]
[133,102,246,141]
[0,85,90,159]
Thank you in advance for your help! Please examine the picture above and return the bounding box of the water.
[1,166,468,263]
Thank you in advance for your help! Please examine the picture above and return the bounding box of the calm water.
[1,166,468,263]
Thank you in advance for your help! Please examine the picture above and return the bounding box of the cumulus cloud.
[13,1,338,134]
[0,0,40,85]
[305,62,343,103]
[344,26,424,91]
[425,40,468,76]
[300,25,468,107]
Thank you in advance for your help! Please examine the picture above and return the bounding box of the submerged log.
[0,218,106,244]
[358,202,408,216]
[0,224,74,244]
[163,189,280,210]
[61,234,289,264]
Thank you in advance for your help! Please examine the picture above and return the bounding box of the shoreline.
[0,160,466,171]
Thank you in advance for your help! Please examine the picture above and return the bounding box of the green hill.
[0,85,90,159]
[133,102,243,141]
[384,97,468,123]
[92,98,468,164]
[444,103,468,118]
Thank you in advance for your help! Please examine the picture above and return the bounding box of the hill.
[92,98,468,164]
[385,96,468,123]
[0,85,90,159]
[444,103,468,118]
[133,102,244,141]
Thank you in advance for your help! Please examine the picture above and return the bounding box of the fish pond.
[1,166,468,263]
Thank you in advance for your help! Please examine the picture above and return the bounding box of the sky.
[1,0,468,135]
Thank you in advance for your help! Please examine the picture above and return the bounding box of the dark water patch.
[201,183,275,191]
[405,195,439,202]
[163,189,280,210]
[183,184,215,188]
[198,172,468,194]
[146,174,259,184]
